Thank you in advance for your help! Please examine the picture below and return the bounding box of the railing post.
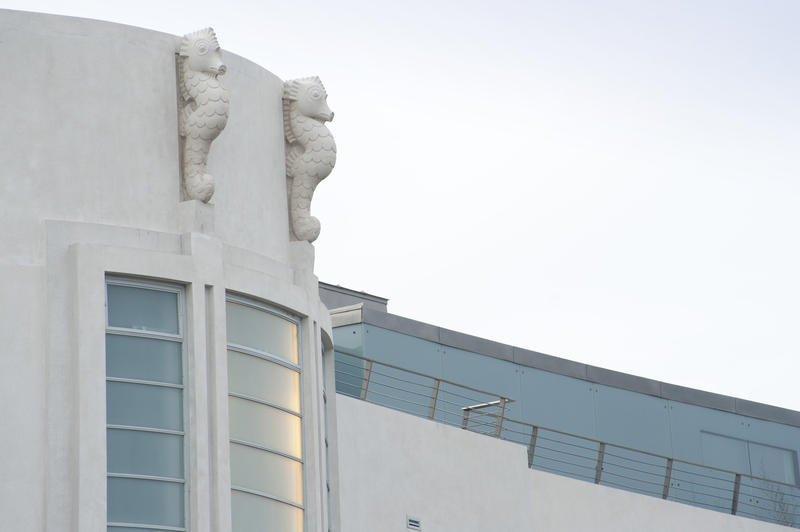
[494,398,508,437]
[527,426,539,467]
[461,408,471,429]
[662,458,673,499]
[428,379,440,419]
[360,360,373,400]
[731,473,742,515]
[594,443,606,484]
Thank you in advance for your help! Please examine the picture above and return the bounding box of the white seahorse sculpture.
[178,28,230,203]
[283,76,337,243]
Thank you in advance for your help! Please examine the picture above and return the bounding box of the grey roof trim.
[319,282,389,306]
[334,306,800,428]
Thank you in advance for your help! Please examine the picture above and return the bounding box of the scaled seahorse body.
[178,28,229,203]
[283,76,336,243]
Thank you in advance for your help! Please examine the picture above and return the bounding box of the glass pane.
[749,442,798,484]
[231,490,302,532]
[230,442,303,504]
[108,284,179,334]
[228,396,302,458]
[107,477,184,527]
[226,302,297,363]
[107,428,183,479]
[106,334,182,384]
[107,381,183,431]
[228,350,300,413]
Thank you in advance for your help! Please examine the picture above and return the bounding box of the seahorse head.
[283,76,334,123]
[179,27,226,76]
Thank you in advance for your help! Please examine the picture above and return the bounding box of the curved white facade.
[0,9,336,532]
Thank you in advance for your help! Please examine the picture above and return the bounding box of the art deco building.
[1,9,797,532]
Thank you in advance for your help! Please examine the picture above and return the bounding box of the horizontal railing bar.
[671,466,739,484]
[665,494,731,512]
[738,482,800,500]
[336,365,437,392]
[534,434,602,454]
[667,484,736,503]
[602,450,669,469]
[335,349,513,402]
[336,350,800,529]
[533,450,600,469]
[599,459,668,479]
[357,387,445,412]
[737,500,800,517]
[336,367,500,407]
[600,469,670,489]
[669,476,736,495]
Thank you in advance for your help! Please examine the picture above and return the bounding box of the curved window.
[227,296,303,532]
[106,278,186,532]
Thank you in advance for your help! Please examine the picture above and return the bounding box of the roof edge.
[328,306,800,428]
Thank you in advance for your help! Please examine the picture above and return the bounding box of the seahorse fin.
[283,100,296,144]
[285,145,300,179]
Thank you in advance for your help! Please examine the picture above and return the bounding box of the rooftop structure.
[321,282,800,530]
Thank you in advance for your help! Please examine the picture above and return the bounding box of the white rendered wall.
[336,395,788,532]
[0,9,334,532]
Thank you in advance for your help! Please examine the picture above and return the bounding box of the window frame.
[105,276,190,532]
[225,292,308,529]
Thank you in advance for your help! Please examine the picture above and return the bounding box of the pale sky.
[8,1,800,411]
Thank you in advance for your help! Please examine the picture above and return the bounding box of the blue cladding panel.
[362,325,443,378]
[442,346,521,403]
[332,324,366,356]
[595,386,671,456]
[518,368,597,439]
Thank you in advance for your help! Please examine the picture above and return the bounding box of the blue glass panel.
[107,477,184,527]
[107,284,179,334]
[107,381,183,431]
[106,334,182,384]
[107,428,183,479]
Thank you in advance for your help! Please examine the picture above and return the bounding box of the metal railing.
[335,349,800,529]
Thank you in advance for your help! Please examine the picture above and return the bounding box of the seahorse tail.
[185,171,214,203]
[293,215,321,243]
[290,176,321,242]
[183,137,214,202]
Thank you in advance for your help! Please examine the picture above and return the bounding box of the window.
[226,295,304,532]
[106,278,187,532]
